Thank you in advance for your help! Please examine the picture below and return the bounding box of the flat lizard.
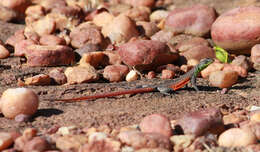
[50,58,214,102]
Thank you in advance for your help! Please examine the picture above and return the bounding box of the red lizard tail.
[49,87,155,102]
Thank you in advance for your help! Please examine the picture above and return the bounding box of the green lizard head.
[194,58,214,76]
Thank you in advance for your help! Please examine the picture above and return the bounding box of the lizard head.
[194,58,214,76]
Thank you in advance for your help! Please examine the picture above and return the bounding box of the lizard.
[50,58,214,102]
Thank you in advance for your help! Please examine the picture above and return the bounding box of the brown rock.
[14,136,28,151]
[93,11,114,27]
[0,0,31,14]
[70,22,103,49]
[136,21,159,37]
[136,148,170,152]
[32,16,56,35]
[201,62,224,79]
[79,52,106,68]
[37,0,66,11]
[180,45,215,62]
[80,138,121,152]
[223,112,248,125]
[56,135,88,151]
[123,6,151,22]
[150,10,169,23]
[147,71,156,79]
[177,108,223,137]
[161,69,175,79]
[170,135,195,152]
[218,128,257,147]
[15,114,30,122]
[23,137,49,152]
[209,70,238,88]
[180,65,193,73]
[0,5,18,22]
[14,39,36,57]
[0,45,10,59]
[24,27,40,42]
[25,45,75,67]
[5,29,25,47]
[250,111,260,123]
[151,30,174,43]
[176,37,209,52]
[65,65,99,84]
[187,134,217,151]
[241,122,260,140]
[223,64,248,78]
[231,55,252,71]
[25,5,45,19]
[102,14,139,44]
[118,131,171,150]
[74,44,100,56]
[40,34,66,46]
[0,132,14,151]
[212,6,260,54]
[165,4,216,36]
[121,0,155,8]
[49,68,67,85]
[103,51,122,65]
[140,114,172,138]
[103,65,129,82]
[251,44,260,68]
[24,74,52,86]
[118,39,178,69]
[126,70,139,82]
[22,128,37,140]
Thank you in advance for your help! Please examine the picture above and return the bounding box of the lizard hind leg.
[156,87,174,95]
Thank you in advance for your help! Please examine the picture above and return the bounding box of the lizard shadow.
[178,85,254,92]
[32,108,63,119]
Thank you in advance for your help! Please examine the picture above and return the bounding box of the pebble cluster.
[0,0,258,87]
[1,107,260,151]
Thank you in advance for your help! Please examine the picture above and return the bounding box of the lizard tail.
[45,87,155,102]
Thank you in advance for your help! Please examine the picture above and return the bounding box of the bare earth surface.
[0,0,260,135]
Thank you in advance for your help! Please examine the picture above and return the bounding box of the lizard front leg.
[191,75,199,92]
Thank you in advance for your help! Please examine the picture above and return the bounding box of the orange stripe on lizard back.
[170,77,191,91]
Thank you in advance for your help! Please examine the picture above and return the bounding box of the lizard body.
[50,58,214,102]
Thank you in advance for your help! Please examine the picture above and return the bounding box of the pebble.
[161,69,175,79]
[165,4,216,36]
[118,131,171,150]
[170,135,195,152]
[201,62,224,79]
[64,65,99,84]
[14,114,31,122]
[177,108,223,136]
[0,132,14,151]
[212,6,260,54]
[139,114,172,138]
[79,52,106,68]
[48,68,67,85]
[56,135,87,151]
[103,65,129,82]
[101,14,139,44]
[218,128,257,147]
[126,70,139,82]
[209,70,238,88]
[250,110,260,122]
[25,45,75,67]
[0,45,10,59]
[23,137,49,152]
[24,74,52,86]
